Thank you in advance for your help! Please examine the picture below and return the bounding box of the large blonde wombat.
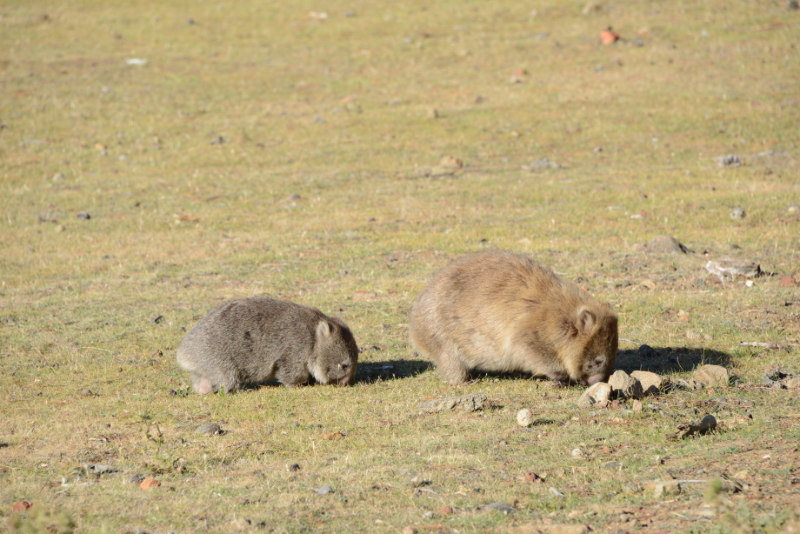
[410,250,618,386]
[177,297,358,393]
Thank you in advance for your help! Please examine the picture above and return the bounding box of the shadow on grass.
[356,359,433,384]
[615,345,731,375]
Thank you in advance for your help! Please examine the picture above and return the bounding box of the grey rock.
[195,423,223,435]
[693,364,729,387]
[729,207,746,220]
[126,473,145,484]
[485,502,514,514]
[608,370,644,399]
[717,154,741,167]
[314,485,334,495]
[705,258,761,279]
[630,370,666,395]
[652,480,682,497]
[643,235,690,254]
[419,393,488,413]
[577,382,611,408]
[674,378,703,390]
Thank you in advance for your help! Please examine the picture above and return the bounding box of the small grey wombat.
[177,297,358,393]
[410,250,618,386]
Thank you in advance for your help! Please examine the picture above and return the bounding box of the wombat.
[409,250,618,386]
[176,297,358,393]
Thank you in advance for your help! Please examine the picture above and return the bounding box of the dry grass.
[2,0,800,532]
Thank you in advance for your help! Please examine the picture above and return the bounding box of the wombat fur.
[409,250,618,386]
[177,297,358,393]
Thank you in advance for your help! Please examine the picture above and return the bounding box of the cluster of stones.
[577,364,730,408]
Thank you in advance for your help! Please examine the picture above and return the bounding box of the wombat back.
[177,297,358,393]
[409,250,617,385]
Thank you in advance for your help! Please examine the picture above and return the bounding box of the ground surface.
[1,1,799,532]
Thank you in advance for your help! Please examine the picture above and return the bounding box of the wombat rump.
[177,297,358,393]
[409,250,618,386]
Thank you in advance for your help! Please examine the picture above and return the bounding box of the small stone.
[652,480,682,498]
[603,461,619,470]
[52,172,65,182]
[55,224,66,232]
[717,154,741,167]
[779,276,797,287]
[577,382,611,408]
[632,399,643,413]
[517,408,534,427]
[322,430,345,440]
[788,0,799,10]
[402,527,417,534]
[705,258,761,279]
[436,505,454,516]
[314,485,334,495]
[788,204,800,214]
[729,207,746,220]
[140,477,161,489]
[486,502,514,513]
[195,423,223,435]
[571,447,585,458]
[12,501,32,513]
[694,364,729,387]
[548,487,565,498]
[630,370,666,395]
[608,370,644,399]
[427,108,439,119]
[670,414,717,440]
[674,378,703,391]
[784,376,800,389]
[126,474,145,484]
[287,463,301,472]
[643,235,690,254]
[77,211,91,220]
[418,393,487,413]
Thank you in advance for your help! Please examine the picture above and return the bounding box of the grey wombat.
[410,250,618,386]
[177,297,358,393]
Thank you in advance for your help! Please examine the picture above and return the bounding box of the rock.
[670,414,717,440]
[632,400,643,413]
[603,461,619,470]
[485,502,514,514]
[314,485,334,495]
[717,154,741,167]
[436,505,454,516]
[77,211,91,220]
[630,370,666,395]
[548,487,565,498]
[780,276,797,287]
[674,378,703,390]
[788,204,800,214]
[608,370,644,399]
[82,463,117,476]
[652,480,682,498]
[705,258,761,279]
[694,365,729,387]
[322,430,345,440]
[402,527,417,534]
[140,477,161,489]
[642,235,690,254]
[571,447,585,458]
[418,393,488,413]
[784,376,800,389]
[522,158,563,171]
[12,500,32,513]
[196,423,223,435]
[126,474,145,484]
[286,463,301,472]
[729,207,746,220]
[509,524,592,534]
[577,382,611,408]
[517,408,534,427]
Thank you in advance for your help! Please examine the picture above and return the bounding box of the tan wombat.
[409,250,618,386]
[177,297,358,393]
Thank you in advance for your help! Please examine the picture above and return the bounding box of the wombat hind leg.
[191,374,215,395]
[436,346,469,385]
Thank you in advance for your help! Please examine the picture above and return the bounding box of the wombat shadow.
[615,345,732,374]
[356,359,433,383]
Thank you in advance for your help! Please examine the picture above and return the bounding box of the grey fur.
[177,297,358,393]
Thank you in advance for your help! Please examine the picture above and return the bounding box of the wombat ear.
[576,307,596,335]
[316,320,332,339]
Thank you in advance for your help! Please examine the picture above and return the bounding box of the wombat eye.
[340,362,350,371]
[594,357,605,366]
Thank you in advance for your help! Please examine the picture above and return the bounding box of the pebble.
[418,393,487,413]
[77,211,91,220]
[126,474,145,484]
[571,447,585,458]
[548,487,565,498]
[516,408,534,427]
[717,154,741,167]
[788,204,800,214]
[642,235,689,254]
[705,258,761,279]
[729,207,746,220]
[652,480,681,498]
[195,423,223,435]
[12,501,32,513]
[140,477,161,489]
[314,485,334,495]
[436,505,454,516]
[485,502,514,514]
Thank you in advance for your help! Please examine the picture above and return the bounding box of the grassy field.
[2,0,799,532]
